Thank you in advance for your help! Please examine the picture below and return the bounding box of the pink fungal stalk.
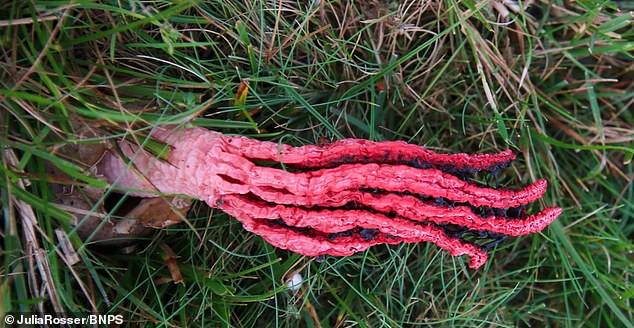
[99,126,562,269]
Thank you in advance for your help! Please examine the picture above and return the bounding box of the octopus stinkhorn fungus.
[98,126,561,269]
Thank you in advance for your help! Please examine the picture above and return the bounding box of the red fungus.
[99,126,561,269]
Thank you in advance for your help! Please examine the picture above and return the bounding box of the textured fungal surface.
[99,126,562,269]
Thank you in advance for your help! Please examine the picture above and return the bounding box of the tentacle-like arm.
[98,126,561,269]
[221,135,516,172]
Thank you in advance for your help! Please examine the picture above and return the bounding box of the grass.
[1,0,632,326]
